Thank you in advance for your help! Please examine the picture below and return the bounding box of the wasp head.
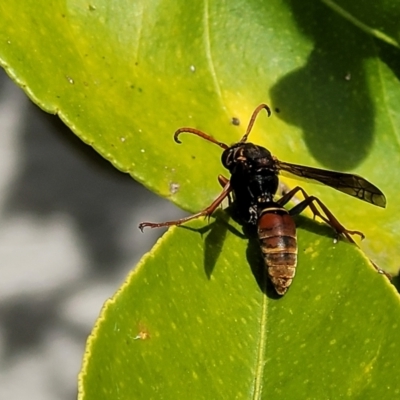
[221,143,276,175]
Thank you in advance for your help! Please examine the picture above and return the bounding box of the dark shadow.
[242,224,281,299]
[270,1,380,170]
[202,210,230,278]
[180,209,272,294]
[183,203,350,299]
[0,70,182,373]
[244,212,347,299]
[378,40,400,82]
[3,102,157,275]
[0,280,88,362]
[223,206,287,299]
[182,209,245,278]
[392,274,400,295]
[294,214,339,240]
[0,295,59,360]
[181,221,223,278]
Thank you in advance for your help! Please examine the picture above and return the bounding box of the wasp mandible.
[139,104,386,295]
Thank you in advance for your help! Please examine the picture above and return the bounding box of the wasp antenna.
[174,127,229,150]
[240,103,272,143]
[173,130,183,144]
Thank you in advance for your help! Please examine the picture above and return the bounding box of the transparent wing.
[277,161,386,208]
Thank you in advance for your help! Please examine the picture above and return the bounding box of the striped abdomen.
[257,207,297,295]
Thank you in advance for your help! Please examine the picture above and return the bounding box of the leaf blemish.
[304,246,314,254]
[169,182,180,194]
[134,330,150,340]
[133,323,150,340]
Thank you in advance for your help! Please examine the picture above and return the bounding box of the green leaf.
[79,217,400,399]
[2,1,400,395]
[1,1,399,272]
[321,0,400,48]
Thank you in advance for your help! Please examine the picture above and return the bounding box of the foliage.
[1,1,400,398]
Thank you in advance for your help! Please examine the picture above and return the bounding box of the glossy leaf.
[0,1,399,271]
[79,217,400,399]
[2,2,400,397]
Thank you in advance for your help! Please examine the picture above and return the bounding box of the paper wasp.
[139,104,386,295]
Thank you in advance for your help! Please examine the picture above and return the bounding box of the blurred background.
[0,68,184,400]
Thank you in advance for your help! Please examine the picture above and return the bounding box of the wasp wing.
[277,161,386,208]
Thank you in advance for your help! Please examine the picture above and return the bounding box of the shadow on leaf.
[183,205,364,299]
[271,0,376,171]
[182,209,244,278]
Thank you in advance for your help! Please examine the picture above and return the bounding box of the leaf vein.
[252,290,268,399]
[203,0,222,99]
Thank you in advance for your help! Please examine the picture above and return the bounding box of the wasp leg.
[139,182,232,231]
[277,186,364,243]
[278,187,391,278]
[218,175,229,187]
[218,175,233,205]
[277,182,302,205]
[370,260,392,280]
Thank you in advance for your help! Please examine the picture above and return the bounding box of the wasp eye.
[221,149,232,168]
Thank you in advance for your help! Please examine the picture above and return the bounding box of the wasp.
[139,104,386,295]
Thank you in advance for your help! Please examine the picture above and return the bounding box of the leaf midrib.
[252,289,269,399]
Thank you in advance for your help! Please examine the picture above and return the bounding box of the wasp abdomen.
[257,207,297,295]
